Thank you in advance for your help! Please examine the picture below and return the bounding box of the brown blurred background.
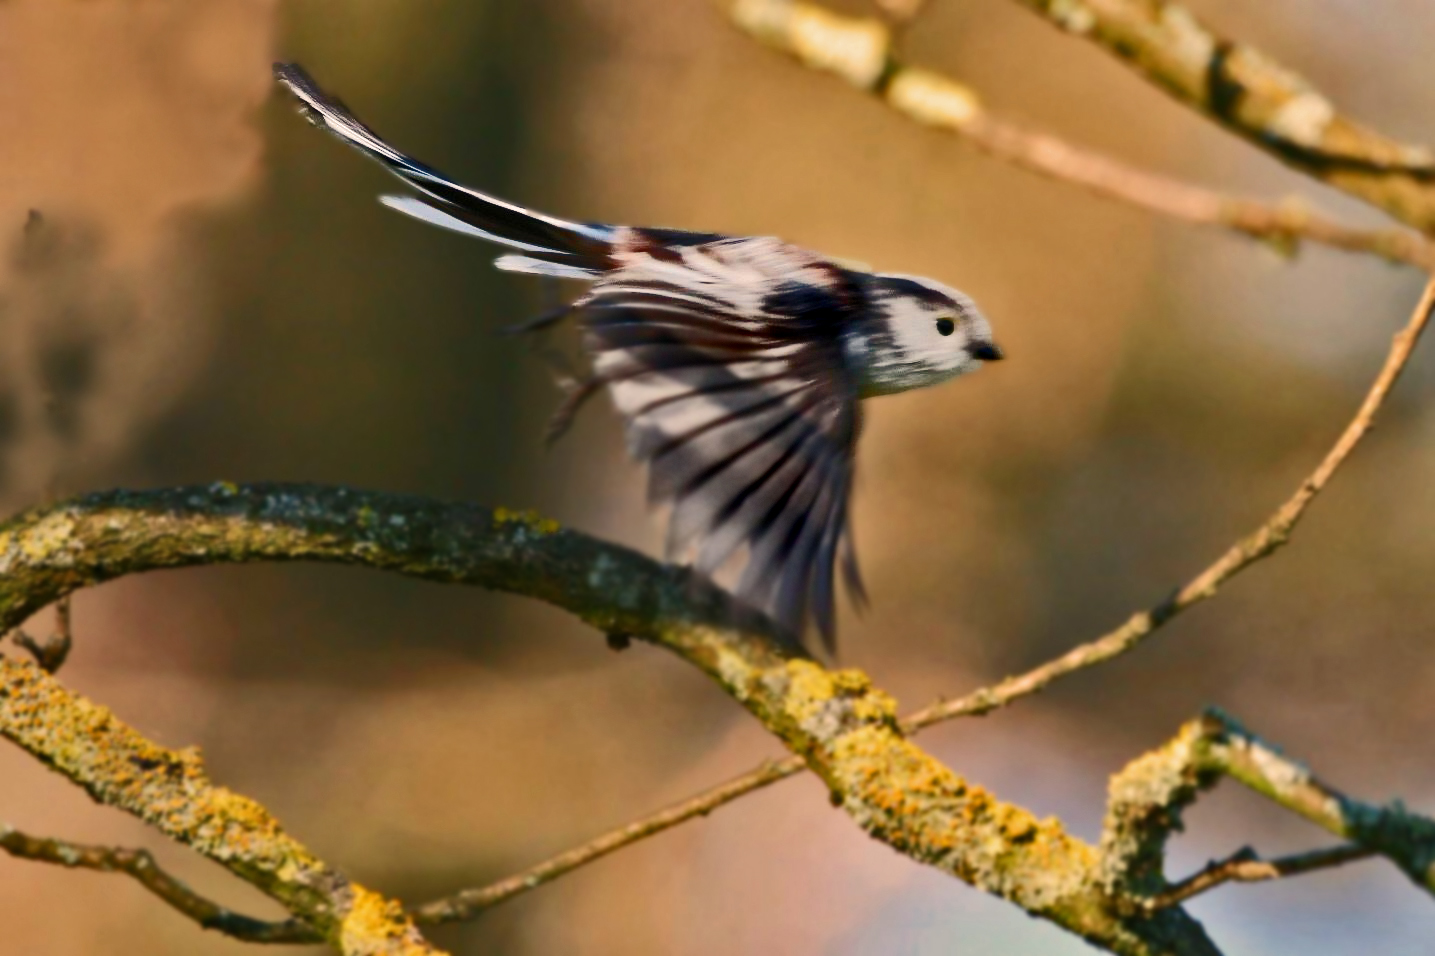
[3,1,1435,952]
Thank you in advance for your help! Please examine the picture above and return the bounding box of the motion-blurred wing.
[581,235,866,648]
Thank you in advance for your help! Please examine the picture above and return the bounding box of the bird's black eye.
[935,317,955,337]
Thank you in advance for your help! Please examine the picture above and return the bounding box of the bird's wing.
[581,235,867,649]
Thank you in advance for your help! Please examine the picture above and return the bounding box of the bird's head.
[849,273,1002,397]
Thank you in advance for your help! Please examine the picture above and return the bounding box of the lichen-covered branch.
[0,489,785,669]
[0,656,441,955]
[0,825,319,944]
[0,487,1219,955]
[1005,0,1435,233]
[723,0,1435,268]
[1100,711,1435,905]
[1209,715,1435,893]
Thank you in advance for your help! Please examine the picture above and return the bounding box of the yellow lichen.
[732,0,890,90]
[712,643,762,702]
[492,507,561,536]
[340,885,424,955]
[850,686,897,722]
[17,512,78,566]
[778,660,896,734]
[0,657,329,896]
[886,68,983,130]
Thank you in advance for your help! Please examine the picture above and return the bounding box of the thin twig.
[958,115,1435,269]
[906,275,1435,728]
[12,595,72,673]
[12,481,76,673]
[412,760,799,923]
[1143,844,1375,911]
[1203,712,1435,893]
[725,0,1435,270]
[416,277,1435,921]
[0,825,321,944]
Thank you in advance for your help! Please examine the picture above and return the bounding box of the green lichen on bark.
[0,484,786,665]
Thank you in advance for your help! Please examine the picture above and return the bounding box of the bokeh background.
[3,1,1435,952]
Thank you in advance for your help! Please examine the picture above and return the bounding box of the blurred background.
[3,0,1435,952]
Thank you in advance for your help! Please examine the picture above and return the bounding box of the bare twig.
[1004,0,1435,233]
[1145,844,1375,911]
[956,116,1435,268]
[412,760,799,923]
[724,0,1435,270]
[0,825,320,944]
[907,275,1435,728]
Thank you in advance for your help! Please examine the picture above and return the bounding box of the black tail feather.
[273,63,613,265]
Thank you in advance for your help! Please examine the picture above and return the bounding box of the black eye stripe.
[935,317,955,336]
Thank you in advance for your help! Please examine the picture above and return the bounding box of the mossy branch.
[0,487,784,668]
[0,655,435,955]
[0,481,1221,955]
[1100,710,1435,908]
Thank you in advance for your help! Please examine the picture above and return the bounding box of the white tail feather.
[493,254,600,280]
[379,196,559,254]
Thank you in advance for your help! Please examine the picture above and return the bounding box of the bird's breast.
[841,326,954,397]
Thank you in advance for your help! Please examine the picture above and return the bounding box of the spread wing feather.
[580,237,862,649]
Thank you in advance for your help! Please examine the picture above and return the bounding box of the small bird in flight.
[274,63,1002,652]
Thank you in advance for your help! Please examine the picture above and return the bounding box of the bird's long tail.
[273,63,615,277]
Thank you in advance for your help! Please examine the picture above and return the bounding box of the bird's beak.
[968,341,1004,362]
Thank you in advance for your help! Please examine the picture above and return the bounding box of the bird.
[273,62,1003,653]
